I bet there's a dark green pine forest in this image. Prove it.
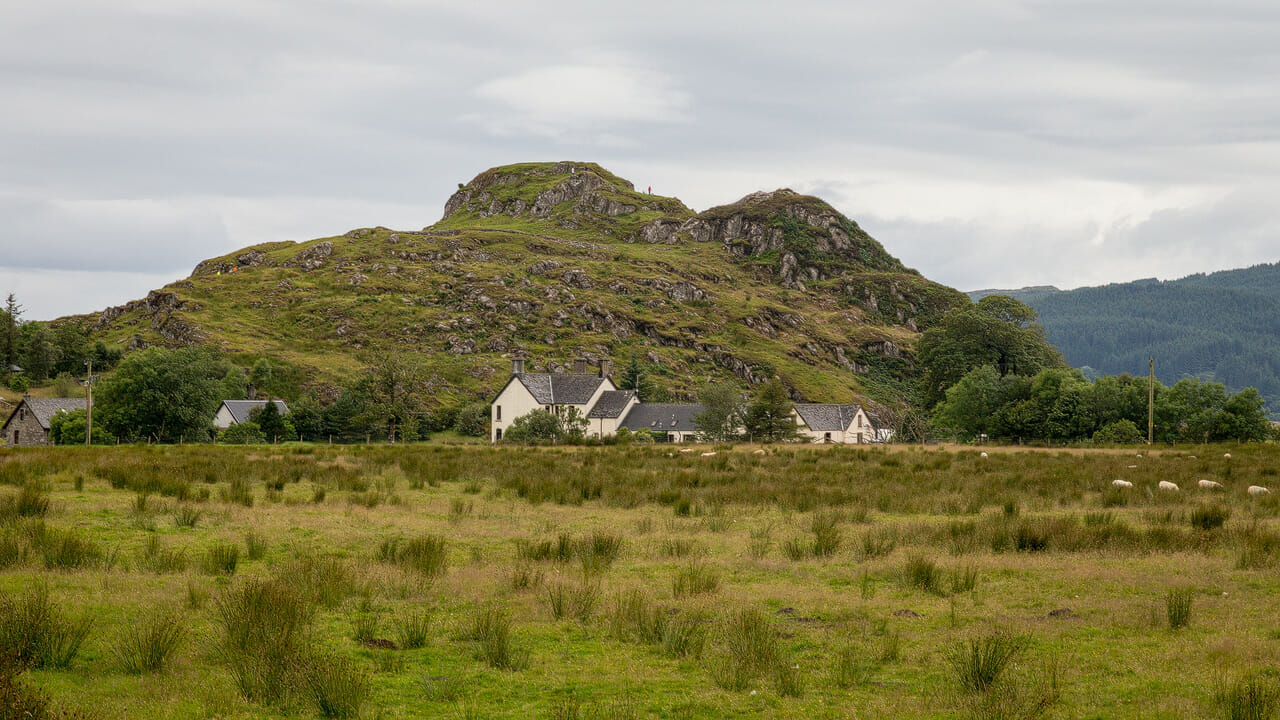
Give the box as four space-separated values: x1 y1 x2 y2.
973 262 1280 418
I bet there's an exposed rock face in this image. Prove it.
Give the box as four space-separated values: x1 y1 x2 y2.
443 164 643 223
286 241 334 271
561 269 594 289
528 259 563 276
92 290 205 346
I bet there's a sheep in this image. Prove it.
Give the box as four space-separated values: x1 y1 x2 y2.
1248 485 1271 496
678 448 694 454
752 449 766 455
1158 480 1180 492
700 451 717 457
980 452 989 458
1197 479 1223 491
1112 479 1133 489
1224 453 1232 459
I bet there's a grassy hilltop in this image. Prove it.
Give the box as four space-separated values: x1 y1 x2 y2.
76 162 965 409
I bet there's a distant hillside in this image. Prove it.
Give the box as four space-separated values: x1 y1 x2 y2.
995 264 1280 417
965 286 1061 304
70 162 967 414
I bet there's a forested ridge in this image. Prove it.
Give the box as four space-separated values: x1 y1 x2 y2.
975 263 1280 418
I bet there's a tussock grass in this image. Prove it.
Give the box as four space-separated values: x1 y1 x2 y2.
214 577 314 705
1214 674 1280 720
394 611 431 650
1166 587 1194 630
303 651 370 719
466 607 527 670
201 542 240 576
947 631 1026 693
379 534 448 577
672 562 719 598
0 585 93 670
112 609 186 673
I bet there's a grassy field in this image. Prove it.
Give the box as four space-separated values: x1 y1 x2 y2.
3 442 1280 719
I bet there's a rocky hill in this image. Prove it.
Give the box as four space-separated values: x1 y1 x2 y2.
75 162 968 413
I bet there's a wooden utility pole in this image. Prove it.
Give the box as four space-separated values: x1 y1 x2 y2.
85 359 93 446
1152 353 1162 443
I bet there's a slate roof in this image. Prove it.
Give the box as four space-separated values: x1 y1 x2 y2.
18 398 87 430
515 373 608 406
793 404 863 432
618 404 705 433
220 400 290 424
587 390 636 418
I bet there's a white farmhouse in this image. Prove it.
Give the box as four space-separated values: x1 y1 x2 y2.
616 403 704 443
793 403 884 444
490 359 618 442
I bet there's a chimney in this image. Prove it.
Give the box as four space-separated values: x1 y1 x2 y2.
512 358 525 375
574 358 587 374
599 359 612 378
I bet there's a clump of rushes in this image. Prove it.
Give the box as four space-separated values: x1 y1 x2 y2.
379 534 448 577
947 631 1026 693
112 608 186 673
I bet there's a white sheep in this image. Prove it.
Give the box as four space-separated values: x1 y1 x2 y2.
700 451 717 457
1158 480 1180 492
1248 485 1271 496
1112 479 1133 489
678 448 694 454
1224 453 1232 459
1197 479 1223 490
980 452 989 458
752 449 766 455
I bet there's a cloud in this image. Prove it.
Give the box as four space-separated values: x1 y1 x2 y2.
469 59 691 143
0 194 229 273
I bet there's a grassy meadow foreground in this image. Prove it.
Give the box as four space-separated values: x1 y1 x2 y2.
3 443 1280 719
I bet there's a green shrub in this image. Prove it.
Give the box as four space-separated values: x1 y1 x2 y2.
661 615 705 659
112 609 186 673
712 608 779 690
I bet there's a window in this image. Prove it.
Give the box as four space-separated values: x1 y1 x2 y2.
18 408 24 421
13 430 18 444
496 405 502 421
495 428 503 441
823 432 831 442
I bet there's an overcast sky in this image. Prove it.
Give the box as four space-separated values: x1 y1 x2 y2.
4 1 1280 320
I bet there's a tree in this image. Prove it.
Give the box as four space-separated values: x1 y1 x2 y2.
501 407 587 444
916 295 1065 407
49 409 114 445
249 359 274 399
617 354 662 402
15 322 57 381
742 379 797 442
1214 387 1269 442
2 293 21 370
352 352 429 443
249 401 293 443
453 404 490 437
932 365 1005 439
94 346 224 443
1093 419 1144 444
288 395 326 442
694 382 744 442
